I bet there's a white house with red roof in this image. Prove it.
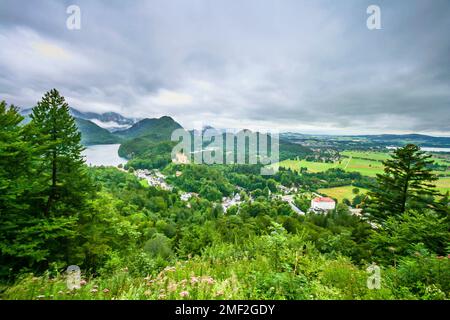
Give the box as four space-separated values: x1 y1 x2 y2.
311 197 336 211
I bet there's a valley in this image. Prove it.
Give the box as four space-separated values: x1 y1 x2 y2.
3 100 449 301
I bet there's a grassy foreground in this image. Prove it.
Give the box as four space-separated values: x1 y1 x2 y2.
3 233 449 300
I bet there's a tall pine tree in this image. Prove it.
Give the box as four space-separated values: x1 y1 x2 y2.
0 101 40 276
30 89 93 216
0 101 32 215
24 89 95 270
367 144 439 224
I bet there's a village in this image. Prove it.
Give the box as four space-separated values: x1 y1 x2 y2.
128 167 367 219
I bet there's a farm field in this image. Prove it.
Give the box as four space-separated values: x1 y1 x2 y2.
277 159 338 173
277 150 450 193
340 150 391 161
278 157 384 177
342 150 450 166
317 186 369 202
432 157 450 166
340 157 384 177
435 177 450 194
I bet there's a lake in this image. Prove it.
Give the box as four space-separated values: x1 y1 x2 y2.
82 144 128 167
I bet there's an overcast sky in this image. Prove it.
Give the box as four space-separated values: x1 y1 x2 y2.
0 0 449 135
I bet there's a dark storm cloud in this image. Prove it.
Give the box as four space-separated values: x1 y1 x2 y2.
0 0 449 134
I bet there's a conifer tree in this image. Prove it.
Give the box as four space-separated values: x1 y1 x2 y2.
0 101 32 215
30 89 93 216
367 144 439 223
0 101 38 275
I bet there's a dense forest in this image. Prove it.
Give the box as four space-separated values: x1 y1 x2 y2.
0 90 449 300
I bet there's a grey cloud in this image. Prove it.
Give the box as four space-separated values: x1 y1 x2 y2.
0 0 449 135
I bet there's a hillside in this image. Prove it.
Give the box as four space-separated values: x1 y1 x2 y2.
75 118 121 145
21 107 138 132
114 116 183 140
20 108 121 146
115 116 183 165
118 133 176 159
356 134 450 148
71 109 138 131
281 132 450 149
279 139 313 160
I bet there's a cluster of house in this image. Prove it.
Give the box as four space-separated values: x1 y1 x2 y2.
273 184 338 215
221 193 243 213
220 192 337 215
277 185 298 194
132 167 340 215
135 169 173 191
180 192 198 202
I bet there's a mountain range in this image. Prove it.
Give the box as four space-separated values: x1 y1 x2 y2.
19 107 450 158
21 107 139 131
281 132 450 148
19 107 184 156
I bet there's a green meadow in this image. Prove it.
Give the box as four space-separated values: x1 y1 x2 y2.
278 150 450 194
278 157 384 177
317 186 369 202
435 177 450 194
340 150 392 161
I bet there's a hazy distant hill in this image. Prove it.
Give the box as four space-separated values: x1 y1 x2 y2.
279 138 313 160
356 134 450 147
20 107 122 146
67 108 138 132
75 118 121 145
114 116 183 140
116 116 183 159
281 132 450 149
20 107 138 132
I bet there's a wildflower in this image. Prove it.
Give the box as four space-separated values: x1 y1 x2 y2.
448 254 450 259
80 279 87 286
180 291 189 298
93 285 99 289
168 283 177 292
158 294 166 299
57 291 65 295
190 276 199 285
122 267 129 272
144 290 152 296
36 295 45 299
32 277 40 282
215 290 224 297
437 256 444 260
202 276 214 285
103 288 110 293
164 266 176 272
90 289 98 293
